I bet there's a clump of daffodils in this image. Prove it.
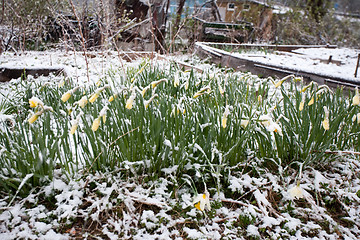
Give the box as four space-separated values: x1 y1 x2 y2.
61 86 80 102
353 87 360 106
28 97 53 124
288 181 304 199
193 86 211 98
322 106 330 130
89 85 110 103
193 191 211 211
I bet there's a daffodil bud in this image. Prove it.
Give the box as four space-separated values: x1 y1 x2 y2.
353 87 360 106
91 117 101 132
28 113 40 124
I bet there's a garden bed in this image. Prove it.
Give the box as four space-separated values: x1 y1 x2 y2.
0 51 359 239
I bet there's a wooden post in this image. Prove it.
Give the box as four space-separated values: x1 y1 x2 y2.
355 54 360 78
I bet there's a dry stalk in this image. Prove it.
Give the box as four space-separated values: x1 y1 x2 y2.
68 0 90 82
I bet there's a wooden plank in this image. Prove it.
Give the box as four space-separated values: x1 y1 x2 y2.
195 42 360 89
0 67 66 82
198 42 337 52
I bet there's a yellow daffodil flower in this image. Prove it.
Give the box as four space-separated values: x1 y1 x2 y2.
221 117 227 128
126 91 136 110
273 75 293 88
222 105 231 128
58 80 65 88
259 115 282 135
185 79 189 90
299 101 304 111
299 94 305 111
88 85 109 103
29 97 43 108
218 80 225 95
308 97 314 106
99 106 108 124
193 192 211 211
322 106 330 131
92 117 101 132
353 87 360 106
322 118 329 130
89 93 99 103
274 79 285 88
61 91 72 102
70 123 78 135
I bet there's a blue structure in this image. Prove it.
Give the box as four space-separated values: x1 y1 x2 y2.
169 0 207 17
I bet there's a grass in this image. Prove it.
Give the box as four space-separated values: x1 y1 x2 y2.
0 60 359 199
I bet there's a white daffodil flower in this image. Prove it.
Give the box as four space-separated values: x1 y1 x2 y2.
193 191 211 211
288 182 304 199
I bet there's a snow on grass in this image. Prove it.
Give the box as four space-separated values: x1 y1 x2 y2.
1 156 358 239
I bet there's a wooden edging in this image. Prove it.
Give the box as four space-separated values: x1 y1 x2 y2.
0 67 66 82
195 42 360 89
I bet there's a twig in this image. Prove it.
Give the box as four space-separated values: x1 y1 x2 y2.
68 0 90 82
355 54 360 78
313 150 360 156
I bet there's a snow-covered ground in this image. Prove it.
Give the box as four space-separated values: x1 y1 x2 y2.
0 51 360 239
197 43 360 82
235 47 360 81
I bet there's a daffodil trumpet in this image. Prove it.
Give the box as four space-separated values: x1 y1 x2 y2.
61 86 80 103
